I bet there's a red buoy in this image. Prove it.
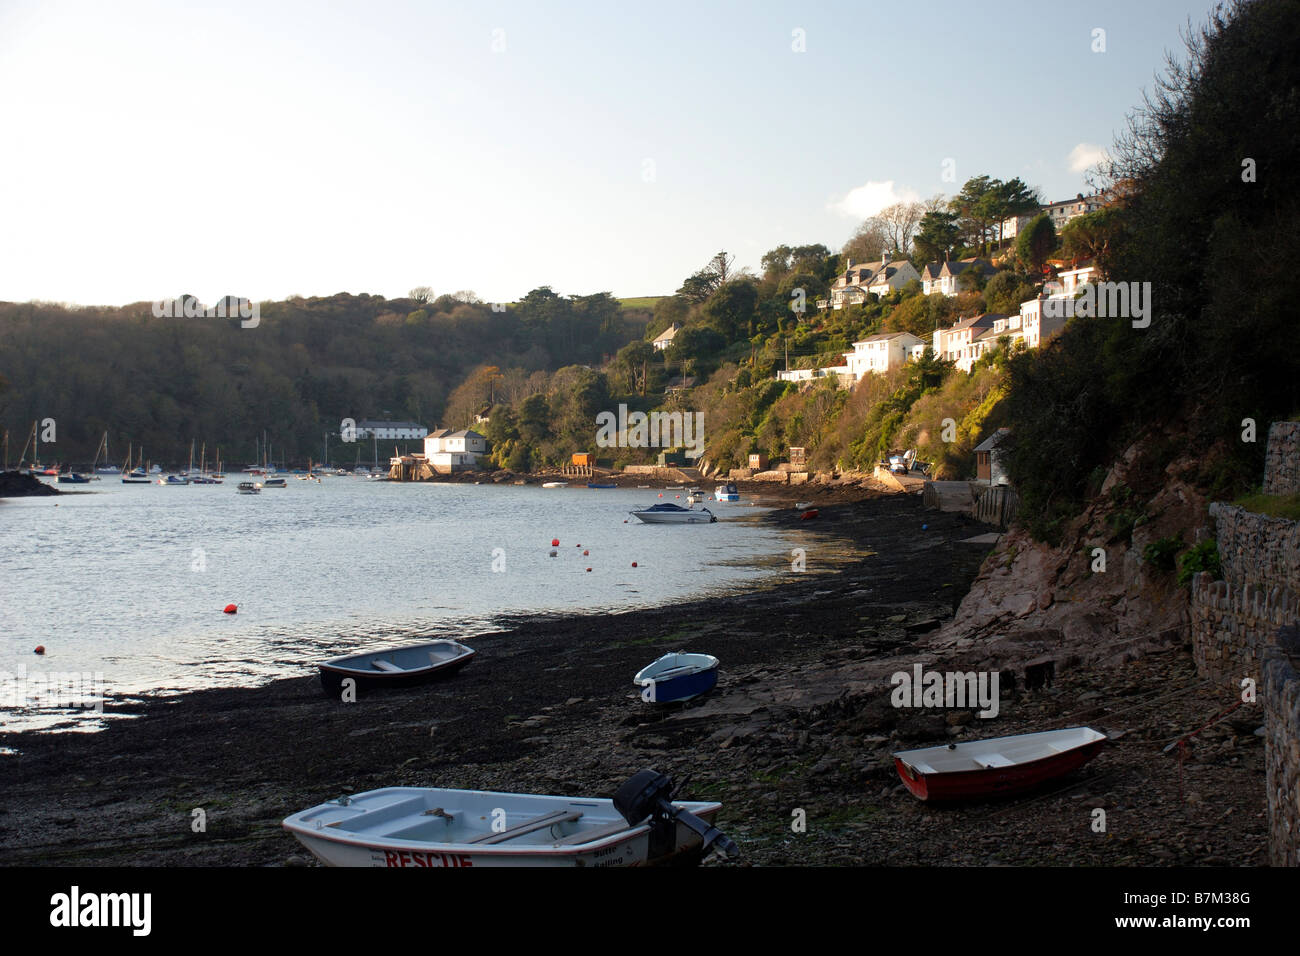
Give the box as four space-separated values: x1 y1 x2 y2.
583 550 589 556
34 645 45 655
551 538 560 547
631 562 638 568
585 567 592 572
224 604 238 614
800 509 819 520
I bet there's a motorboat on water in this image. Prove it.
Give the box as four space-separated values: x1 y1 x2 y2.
714 482 740 502
629 502 716 524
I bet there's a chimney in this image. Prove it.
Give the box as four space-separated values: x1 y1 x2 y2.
881 248 891 265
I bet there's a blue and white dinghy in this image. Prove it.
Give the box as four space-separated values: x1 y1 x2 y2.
634 652 719 703
282 770 737 867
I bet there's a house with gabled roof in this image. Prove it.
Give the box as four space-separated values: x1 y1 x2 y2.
934 313 1002 371
829 251 920 309
652 323 681 351
919 258 997 297
424 428 487 473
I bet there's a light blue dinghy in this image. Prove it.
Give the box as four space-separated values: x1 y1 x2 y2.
634 652 719 704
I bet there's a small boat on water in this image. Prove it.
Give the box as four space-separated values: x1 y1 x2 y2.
263 477 287 489
629 502 716 524
587 482 616 489
318 639 475 696
714 482 740 502
237 481 261 494
282 769 735 868
893 726 1108 803
634 652 720 703
57 471 90 484
542 481 568 488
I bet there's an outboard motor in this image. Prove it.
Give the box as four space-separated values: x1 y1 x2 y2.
613 769 739 861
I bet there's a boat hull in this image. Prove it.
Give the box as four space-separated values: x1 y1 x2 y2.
893 729 1106 802
318 641 474 696
634 653 720 703
283 787 721 868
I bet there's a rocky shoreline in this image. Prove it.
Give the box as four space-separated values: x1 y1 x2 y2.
0 492 1267 866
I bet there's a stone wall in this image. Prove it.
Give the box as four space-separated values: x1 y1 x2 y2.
1190 422 1300 866
1264 626 1300 866
1264 421 1300 495
1190 571 1299 679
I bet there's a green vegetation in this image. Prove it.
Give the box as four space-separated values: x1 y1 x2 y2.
1233 492 1300 521
1142 536 1183 573
1177 539 1222 586
1002 1 1300 541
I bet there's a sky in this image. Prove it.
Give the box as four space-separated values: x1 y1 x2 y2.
0 0 1220 306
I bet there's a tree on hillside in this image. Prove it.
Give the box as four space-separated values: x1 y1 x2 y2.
983 270 1039 314
1059 207 1122 264
676 251 736 303
409 286 435 303
876 201 926 256
989 179 1042 246
913 210 961 264
952 175 999 253
1005 0 1300 539
701 280 758 341
1015 214 1057 277
841 219 892 264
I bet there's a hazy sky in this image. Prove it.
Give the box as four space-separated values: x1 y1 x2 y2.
0 0 1217 306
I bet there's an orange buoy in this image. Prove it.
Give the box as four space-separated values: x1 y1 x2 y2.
657 493 663 498
34 645 45 655
583 550 589 556
585 567 592 572
223 604 238 614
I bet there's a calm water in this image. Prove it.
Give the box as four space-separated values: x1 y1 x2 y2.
0 478 802 733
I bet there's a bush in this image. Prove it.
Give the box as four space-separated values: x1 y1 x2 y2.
1142 536 1183 573
1177 539 1221 586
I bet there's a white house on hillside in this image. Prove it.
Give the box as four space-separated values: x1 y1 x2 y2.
934 313 1000 371
843 331 925 378
919 258 997 297
828 251 920 309
652 323 681 351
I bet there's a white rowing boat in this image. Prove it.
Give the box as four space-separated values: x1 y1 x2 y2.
283 770 735 867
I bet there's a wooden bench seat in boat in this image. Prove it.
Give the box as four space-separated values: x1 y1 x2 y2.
467 809 584 845
371 660 402 673
974 753 1015 769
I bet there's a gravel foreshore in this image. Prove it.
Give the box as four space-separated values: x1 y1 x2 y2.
0 492 1267 866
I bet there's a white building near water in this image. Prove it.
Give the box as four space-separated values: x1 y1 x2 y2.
424 428 488 473
355 419 428 440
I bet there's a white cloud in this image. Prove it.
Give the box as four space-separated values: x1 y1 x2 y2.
1067 143 1109 174
828 180 920 219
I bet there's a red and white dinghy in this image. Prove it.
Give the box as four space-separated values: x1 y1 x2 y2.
893 726 1107 802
